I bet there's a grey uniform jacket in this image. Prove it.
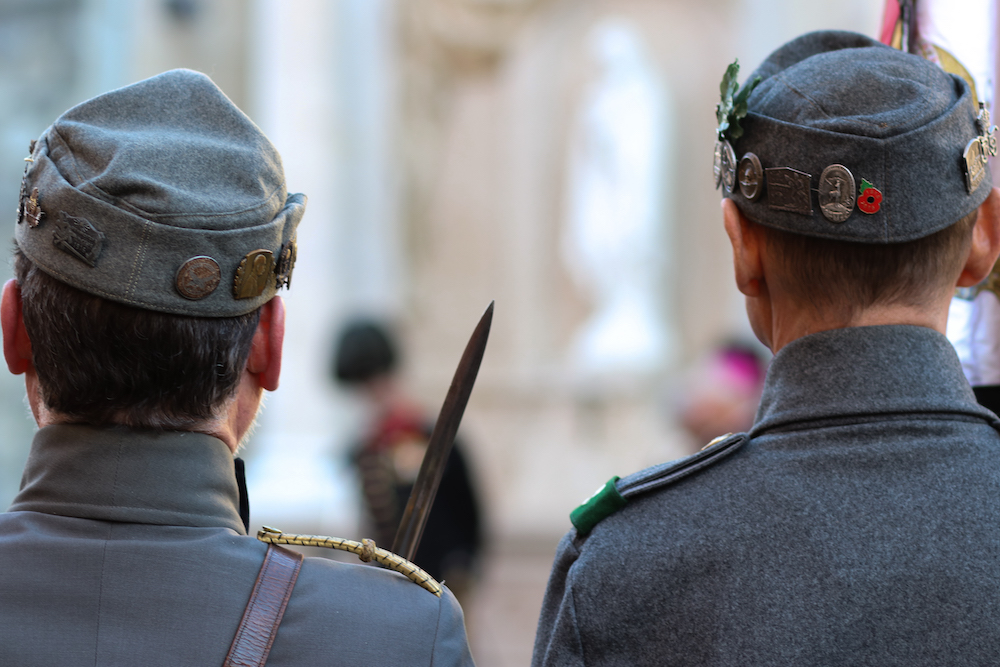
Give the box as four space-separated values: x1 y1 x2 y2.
533 325 1000 666
0 425 475 666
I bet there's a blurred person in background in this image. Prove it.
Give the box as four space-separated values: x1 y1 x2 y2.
334 319 483 603
0 70 474 665
533 31 1000 665
674 340 768 453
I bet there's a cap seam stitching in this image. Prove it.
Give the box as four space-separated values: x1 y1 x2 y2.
764 79 944 134
47 127 87 189
881 146 889 241
744 111 945 141
77 180 286 223
773 76 834 121
29 178 294 236
125 221 153 299
42 125 286 223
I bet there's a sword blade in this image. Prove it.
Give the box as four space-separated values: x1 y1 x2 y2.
391 301 494 561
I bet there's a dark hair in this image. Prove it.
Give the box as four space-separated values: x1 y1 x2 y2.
759 209 979 315
333 320 398 385
15 250 261 429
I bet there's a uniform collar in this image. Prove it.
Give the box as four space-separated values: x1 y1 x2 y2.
752 324 1000 436
9 424 246 535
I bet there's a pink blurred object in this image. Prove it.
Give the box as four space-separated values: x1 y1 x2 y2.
880 0 901 45
676 344 768 452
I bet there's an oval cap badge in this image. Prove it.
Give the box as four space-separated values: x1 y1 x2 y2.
234 249 275 299
818 164 856 223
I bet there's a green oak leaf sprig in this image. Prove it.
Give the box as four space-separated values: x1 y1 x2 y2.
716 60 761 142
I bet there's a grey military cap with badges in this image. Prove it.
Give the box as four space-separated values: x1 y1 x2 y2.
15 68 303 317
571 30 1000 537
714 30 996 242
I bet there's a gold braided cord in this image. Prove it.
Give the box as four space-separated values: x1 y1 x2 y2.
256 527 442 597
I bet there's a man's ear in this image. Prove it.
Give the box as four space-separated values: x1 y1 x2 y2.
722 198 766 297
246 296 285 392
957 187 1000 288
1 279 32 376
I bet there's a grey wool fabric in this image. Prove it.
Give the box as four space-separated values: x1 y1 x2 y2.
533 325 1000 666
0 426 474 666
16 69 304 316
534 30 1000 666
725 31 991 242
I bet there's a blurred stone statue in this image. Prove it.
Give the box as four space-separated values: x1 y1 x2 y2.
562 19 674 378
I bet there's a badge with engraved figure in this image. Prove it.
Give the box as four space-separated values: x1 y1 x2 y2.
275 238 297 290
24 188 43 228
16 179 26 225
714 141 737 192
16 141 35 225
234 249 275 299
713 141 725 189
738 153 763 201
964 102 998 194
53 211 104 267
765 167 812 216
175 256 221 300
817 164 856 223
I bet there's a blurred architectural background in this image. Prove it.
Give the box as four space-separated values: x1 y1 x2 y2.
0 1 882 663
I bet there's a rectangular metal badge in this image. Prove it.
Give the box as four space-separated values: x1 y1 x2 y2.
766 167 813 215
53 212 104 267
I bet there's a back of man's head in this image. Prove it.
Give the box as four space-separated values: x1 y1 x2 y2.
333 320 399 387
13 70 304 428
715 31 993 316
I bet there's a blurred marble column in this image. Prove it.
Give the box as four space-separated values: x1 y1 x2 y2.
0 0 141 508
243 0 348 535
243 0 406 537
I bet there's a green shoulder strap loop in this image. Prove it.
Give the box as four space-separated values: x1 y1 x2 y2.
570 476 626 535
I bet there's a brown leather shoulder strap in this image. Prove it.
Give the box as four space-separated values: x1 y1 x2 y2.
224 543 304 667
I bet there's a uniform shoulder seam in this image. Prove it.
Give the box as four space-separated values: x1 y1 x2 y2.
569 433 748 536
618 432 748 498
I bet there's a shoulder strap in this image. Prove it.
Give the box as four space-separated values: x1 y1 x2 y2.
223 544 304 667
617 432 747 498
570 433 748 535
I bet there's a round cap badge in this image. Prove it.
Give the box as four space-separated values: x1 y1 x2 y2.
175 256 221 300
738 153 763 201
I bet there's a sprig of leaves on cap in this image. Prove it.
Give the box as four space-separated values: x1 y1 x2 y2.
716 60 761 142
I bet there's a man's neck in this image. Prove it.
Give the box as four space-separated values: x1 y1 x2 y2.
27 368 261 454
762 297 951 353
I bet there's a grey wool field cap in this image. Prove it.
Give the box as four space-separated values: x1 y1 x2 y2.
715 30 993 243
15 68 304 317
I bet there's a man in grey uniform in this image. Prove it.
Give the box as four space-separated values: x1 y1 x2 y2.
533 31 1000 666
0 70 474 666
